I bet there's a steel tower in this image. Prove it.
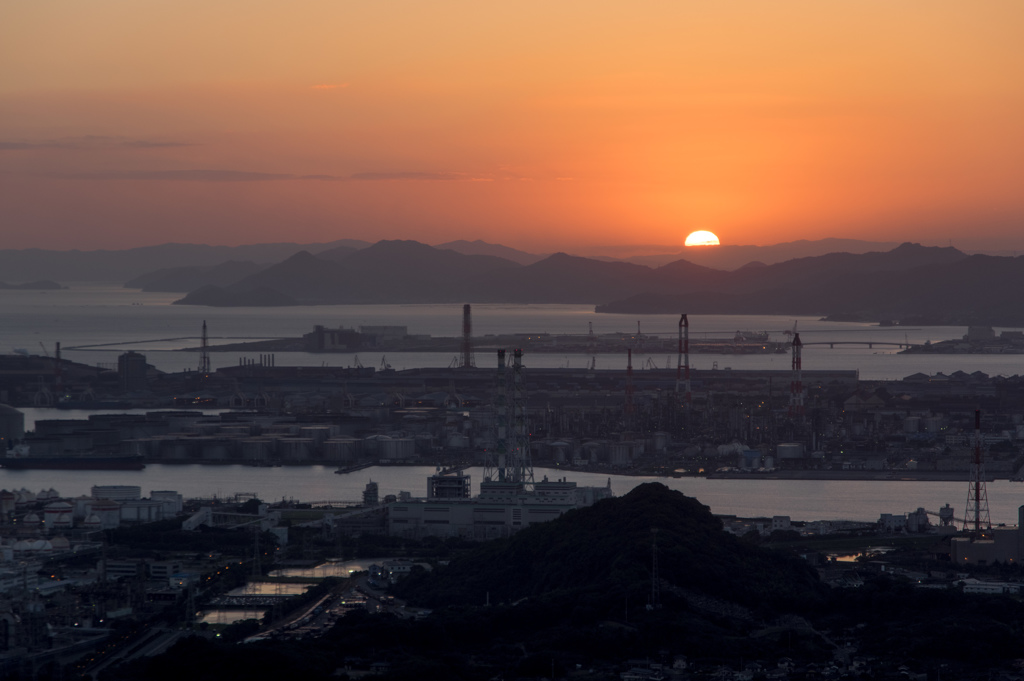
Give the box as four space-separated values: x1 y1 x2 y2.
508 349 533 487
676 314 691 409
199 320 211 375
484 349 509 483
483 349 533 488
460 304 475 369
964 409 991 534
788 333 804 419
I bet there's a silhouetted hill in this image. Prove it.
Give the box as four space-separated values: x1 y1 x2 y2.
599 243 979 319
467 252 657 303
0 240 371 282
436 239 545 265
398 483 824 614
177 240 522 305
166 240 1024 324
0 280 64 290
593 237 903 269
825 253 1024 324
331 240 521 303
219 250 346 304
101 483 1024 679
313 245 360 262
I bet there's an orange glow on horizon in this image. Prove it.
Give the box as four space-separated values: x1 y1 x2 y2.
2 2 1024 251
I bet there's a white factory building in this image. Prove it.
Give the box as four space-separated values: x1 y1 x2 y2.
387 471 613 540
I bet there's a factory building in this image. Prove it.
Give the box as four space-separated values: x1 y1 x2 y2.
117 351 148 392
950 506 1024 565
388 473 613 540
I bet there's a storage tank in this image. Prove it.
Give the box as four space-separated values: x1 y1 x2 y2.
445 433 470 450
241 437 277 462
161 440 194 461
550 442 572 463
198 438 231 461
44 501 73 528
776 443 805 460
89 500 121 529
324 438 361 463
380 438 415 460
608 442 633 467
279 438 313 462
741 450 762 469
299 426 333 445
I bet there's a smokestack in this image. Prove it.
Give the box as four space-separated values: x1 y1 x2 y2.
677 314 691 408
625 348 635 418
460 304 475 368
789 333 803 419
199 320 211 375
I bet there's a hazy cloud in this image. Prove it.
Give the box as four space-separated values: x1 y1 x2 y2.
0 136 194 151
351 171 467 181
49 169 511 182
0 141 73 150
120 140 196 148
52 169 296 182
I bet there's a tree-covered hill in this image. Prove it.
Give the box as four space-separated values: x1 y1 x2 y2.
397 483 827 617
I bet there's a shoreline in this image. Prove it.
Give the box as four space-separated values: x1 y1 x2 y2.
702 469 995 482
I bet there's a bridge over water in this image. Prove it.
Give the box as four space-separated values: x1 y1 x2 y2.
803 341 913 350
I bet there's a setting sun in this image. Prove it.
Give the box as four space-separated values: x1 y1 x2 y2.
684 231 721 247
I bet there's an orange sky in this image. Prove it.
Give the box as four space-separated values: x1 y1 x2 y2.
2 1 1023 252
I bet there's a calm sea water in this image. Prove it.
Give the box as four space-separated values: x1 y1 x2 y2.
2 464 1020 524
3 285 1024 380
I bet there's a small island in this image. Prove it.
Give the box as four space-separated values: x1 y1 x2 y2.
0 280 65 290
900 325 1024 354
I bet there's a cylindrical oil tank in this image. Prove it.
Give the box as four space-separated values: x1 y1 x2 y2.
380 438 415 460
608 443 632 466
220 425 254 438
241 437 277 461
324 438 361 462
776 442 805 460
161 440 194 461
299 426 333 445
198 438 230 461
279 438 313 462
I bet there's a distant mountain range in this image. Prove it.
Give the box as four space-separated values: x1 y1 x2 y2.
0 239 372 282
7 236 1024 324
0 236 907 283
167 239 1024 325
589 237 902 269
